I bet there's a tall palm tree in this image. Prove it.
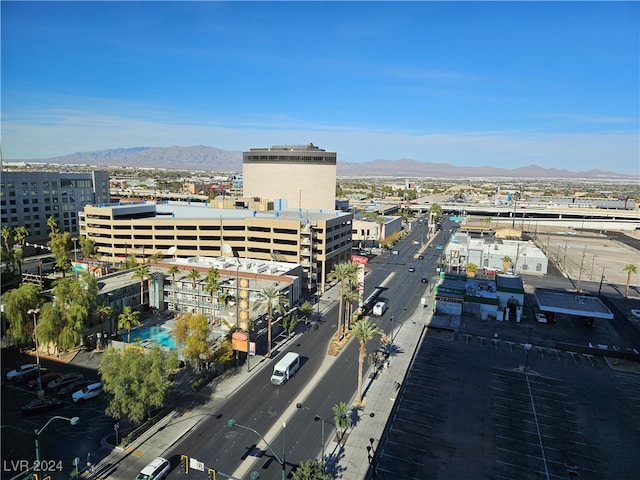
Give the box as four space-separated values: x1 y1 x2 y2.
298 300 314 325
217 290 234 326
623 264 637 298
47 216 58 235
352 318 383 406
204 267 220 326
185 269 201 312
2 225 12 252
95 303 113 339
168 265 180 310
13 226 29 248
255 286 289 358
328 261 359 339
118 306 141 343
132 264 151 307
342 286 359 334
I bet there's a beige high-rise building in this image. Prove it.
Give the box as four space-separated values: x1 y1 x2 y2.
242 143 336 211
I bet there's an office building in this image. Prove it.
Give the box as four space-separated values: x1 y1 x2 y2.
1 170 110 242
242 143 337 211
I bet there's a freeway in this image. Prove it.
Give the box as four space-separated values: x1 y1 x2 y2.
159 217 455 480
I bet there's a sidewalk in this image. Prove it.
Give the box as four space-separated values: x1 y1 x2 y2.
328 297 431 480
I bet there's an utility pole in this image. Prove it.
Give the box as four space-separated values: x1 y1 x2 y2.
576 245 587 293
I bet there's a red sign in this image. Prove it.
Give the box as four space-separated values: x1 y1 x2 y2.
351 255 369 265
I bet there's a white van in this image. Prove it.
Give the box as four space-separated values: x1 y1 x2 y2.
372 301 387 316
135 457 170 480
270 352 300 385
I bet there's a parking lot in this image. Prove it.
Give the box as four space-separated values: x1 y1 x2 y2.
373 299 640 480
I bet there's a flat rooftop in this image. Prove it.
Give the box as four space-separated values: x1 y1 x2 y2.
534 289 614 319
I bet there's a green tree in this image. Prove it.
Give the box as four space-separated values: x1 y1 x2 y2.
298 300 315 325
292 459 329 480
328 261 359 340
11 246 24 277
2 282 41 346
352 318 383 406
132 264 151 307
428 203 443 223
168 265 180 310
342 286 359 333
37 273 98 352
49 231 72 277
172 313 208 369
217 290 234 326
118 306 141 343
204 267 220 326
332 401 352 443
100 344 179 423
281 312 298 338
623 264 637 298
79 235 97 259
185 269 201 312
255 286 289 358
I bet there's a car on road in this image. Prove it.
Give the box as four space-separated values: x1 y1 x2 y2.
436 245 444 250
6 364 47 382
408 266 416 272
418 254 424 260
72 382 103 402
631 309 640 319
48 372 83 392
21 396 63 416
421 277 429 284
135 456 170 480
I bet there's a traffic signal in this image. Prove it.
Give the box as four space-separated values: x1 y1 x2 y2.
207 469 216 480
180 455 189 474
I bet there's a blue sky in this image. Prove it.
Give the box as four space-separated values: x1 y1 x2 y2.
2 1 639 174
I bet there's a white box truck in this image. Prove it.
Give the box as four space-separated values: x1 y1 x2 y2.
270 352 300 385
372 301 387 316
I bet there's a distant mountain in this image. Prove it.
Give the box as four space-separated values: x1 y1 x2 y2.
8 146 634 179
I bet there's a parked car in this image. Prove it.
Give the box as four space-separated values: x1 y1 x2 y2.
6 364 47 383
57 379 95 396
72 382 103 402
135 457 170 480
21 396 63 416
48 372 83 391
28 372 62 390
535 313 548 323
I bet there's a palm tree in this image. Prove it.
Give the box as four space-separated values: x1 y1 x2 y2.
168 265 180 310
217 290 234 326
255 286 289 358
13 226 29 247
132 264 151 307
352 318 383 406
204 267 220 326
299 300 315 325
328 261 359 339
502 256 512 274
47 216 58 235
95 303 113 339
2 225 12 252
185 269 201 312
342 286 360 334
465 262 478 278
623 264 637 298
118 306 141 343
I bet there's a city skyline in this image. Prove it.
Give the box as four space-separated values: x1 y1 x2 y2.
2 1 638 174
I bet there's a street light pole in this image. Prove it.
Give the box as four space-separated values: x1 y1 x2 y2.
35 416 80 462
227 419 286 480
27 308 42 395
296 403 329 464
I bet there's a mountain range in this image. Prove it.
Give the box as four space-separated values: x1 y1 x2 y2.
8 145 634 179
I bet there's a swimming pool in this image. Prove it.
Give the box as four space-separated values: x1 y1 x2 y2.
131 324 177 350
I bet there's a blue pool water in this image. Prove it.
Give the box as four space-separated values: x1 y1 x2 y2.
131 325 177 350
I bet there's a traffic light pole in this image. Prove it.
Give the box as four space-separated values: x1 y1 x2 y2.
180 455 259 480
